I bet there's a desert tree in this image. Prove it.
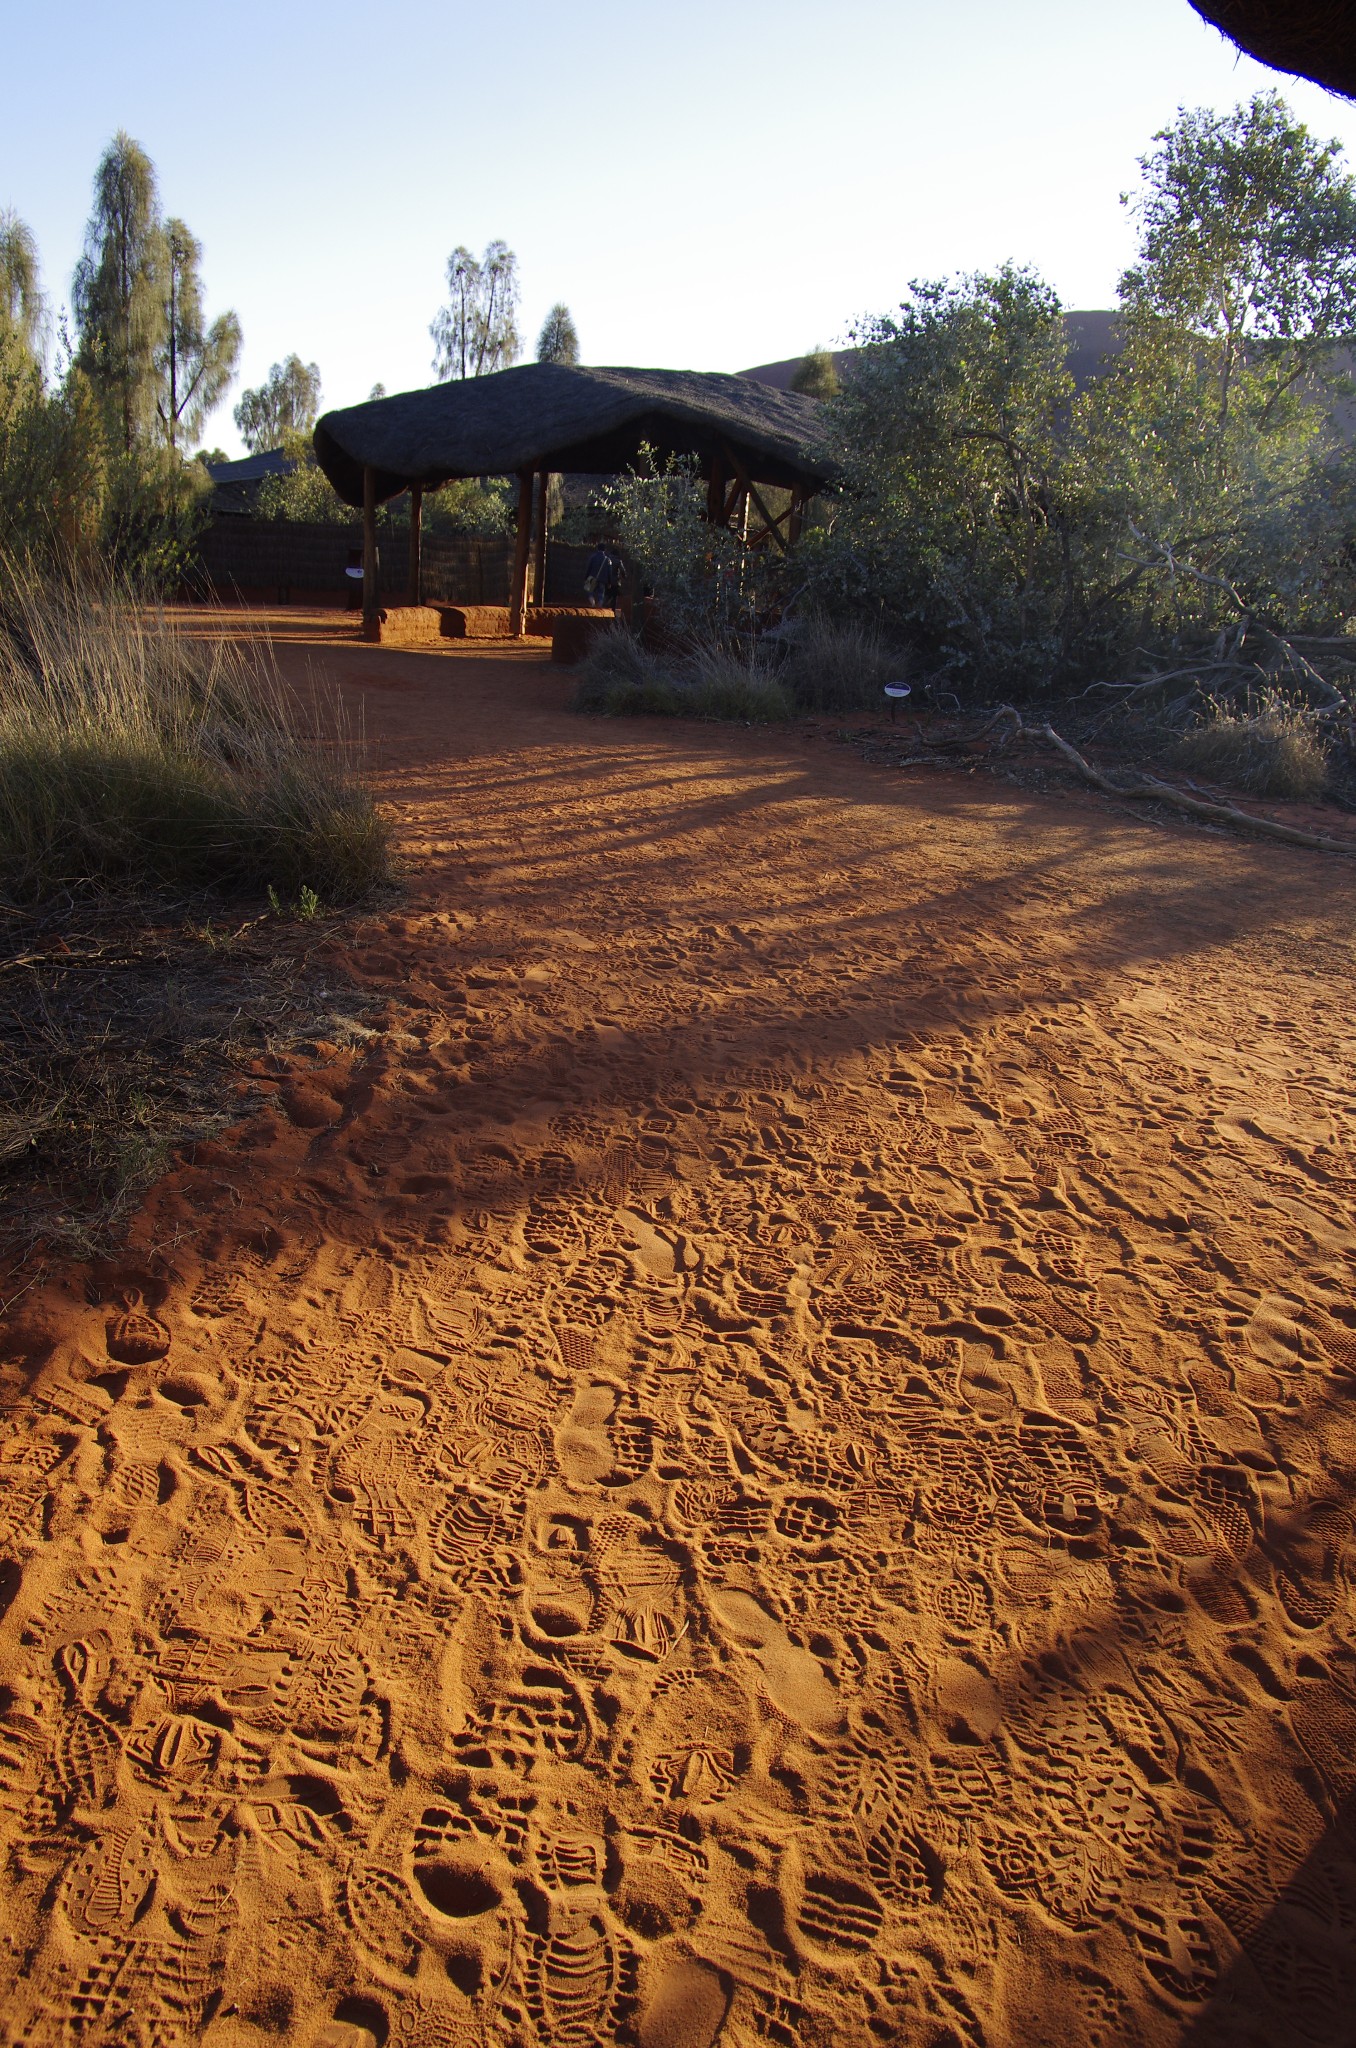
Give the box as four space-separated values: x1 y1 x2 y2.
536 303 579 365
1120 91 1356 442
233 354 323 451
431 240 521 380
72 132 166 453
791 348 839 400
0 210 46 367
156 218 242 450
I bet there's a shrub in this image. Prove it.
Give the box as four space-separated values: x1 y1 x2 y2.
1169 701 1330 800
0 564 391 904
571 624 792 722
777 613 907 713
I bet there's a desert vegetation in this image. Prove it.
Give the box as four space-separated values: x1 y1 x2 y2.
581 94 1356 805
0 564 389 907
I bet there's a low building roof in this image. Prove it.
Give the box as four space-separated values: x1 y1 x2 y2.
313 362 831 507
203 446 297 516
1189 1 1356 99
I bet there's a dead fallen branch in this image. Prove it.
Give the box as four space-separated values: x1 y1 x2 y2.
1026 718 1356 855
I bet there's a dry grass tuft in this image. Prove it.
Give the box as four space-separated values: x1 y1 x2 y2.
572 614 911 724
0 565 391 906
572 625 792 722
1169 700 1330 802
777 613 908 714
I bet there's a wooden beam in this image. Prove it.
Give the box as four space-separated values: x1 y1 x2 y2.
362 465 378 630
408 484 423 605
509 469 533 637
706 453 725 524
533 469 550 609
746 482 790 552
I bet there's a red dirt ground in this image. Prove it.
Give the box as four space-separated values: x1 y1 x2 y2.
3 622 1356 2048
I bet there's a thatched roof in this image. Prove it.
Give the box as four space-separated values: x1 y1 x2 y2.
312 363 831 507
1190 2 1356 99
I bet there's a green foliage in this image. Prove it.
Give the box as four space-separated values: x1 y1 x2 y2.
808 95 1356 693
572 626 793 722
778 613 905 712
100 442 212 588
590 446 783 639
0 339 108 565
157 218 242 451
431 242 521 381
0 561 391 904
234 355 322 452
791 348 838 400
810 265 1090 692
0 209 46 365
537 303 580 365
72 133 166 455
252 451 512 536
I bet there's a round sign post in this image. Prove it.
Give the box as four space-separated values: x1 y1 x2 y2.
883 683 911 725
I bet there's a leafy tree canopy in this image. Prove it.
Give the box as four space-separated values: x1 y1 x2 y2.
537 303 580 366
431 241 521 381
791 348 838 401
234 355 322 452
0 210 46 366
157 218 242 451
73 132 165 453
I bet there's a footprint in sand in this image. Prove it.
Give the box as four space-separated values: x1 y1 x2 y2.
637 1954 730 2048
708 1587 843 1735
557 1384 618 1486
105 1289 170 1365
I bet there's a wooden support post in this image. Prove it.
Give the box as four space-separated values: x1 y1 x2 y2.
788 486 806 546
533 470 550 611
706 453 725 525
362 465 378 631
408 484 423 605
509 469 533 637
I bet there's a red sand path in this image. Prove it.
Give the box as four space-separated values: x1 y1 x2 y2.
3 629 1356 2048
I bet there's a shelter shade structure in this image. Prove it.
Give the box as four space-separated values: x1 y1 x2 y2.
1189 0 1356 99
315 362 831 638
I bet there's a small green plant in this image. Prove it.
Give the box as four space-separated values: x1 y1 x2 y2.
298 884 321 920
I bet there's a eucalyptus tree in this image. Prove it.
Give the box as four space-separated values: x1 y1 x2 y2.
1120 91 1356 442
536 303 579 365
0 210 46 366
431 241 521 380
72 132 166 452
233 355 323 451
156 218 242 450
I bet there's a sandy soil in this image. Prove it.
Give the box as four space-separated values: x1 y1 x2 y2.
3 625 1356 2048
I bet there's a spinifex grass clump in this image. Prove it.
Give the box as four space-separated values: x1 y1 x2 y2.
1169 699 1330 801
571 625 793 723
778 614 905 714
0 566 390 903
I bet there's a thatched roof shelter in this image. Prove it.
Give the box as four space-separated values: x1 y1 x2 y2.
314 363 829 504
1189 2 1356 99
314 363 830 636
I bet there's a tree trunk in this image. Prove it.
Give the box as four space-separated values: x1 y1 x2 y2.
408 484 423 606
509 470 533 637
363 465 379 632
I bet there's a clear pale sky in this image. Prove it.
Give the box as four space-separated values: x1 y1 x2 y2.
8 0 1356 454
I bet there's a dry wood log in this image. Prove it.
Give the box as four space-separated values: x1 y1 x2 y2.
1029 722 1356 855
